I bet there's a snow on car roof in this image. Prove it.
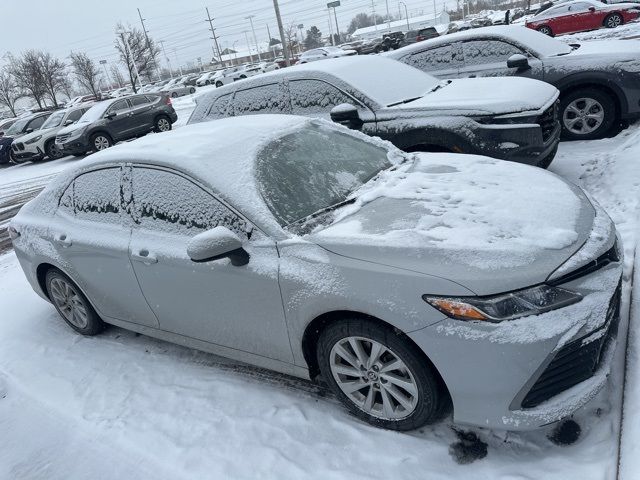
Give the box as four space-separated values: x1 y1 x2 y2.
37 115 315 235
387 25 572 58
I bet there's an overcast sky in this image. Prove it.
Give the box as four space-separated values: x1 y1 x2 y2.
1 0 449 72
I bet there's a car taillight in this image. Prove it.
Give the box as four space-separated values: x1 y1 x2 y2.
8 225 20 240
416 35 424 41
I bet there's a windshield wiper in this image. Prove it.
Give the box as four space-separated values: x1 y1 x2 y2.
387 96 422 107
287 197 357 229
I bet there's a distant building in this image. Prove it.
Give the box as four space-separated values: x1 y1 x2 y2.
352 11 451 40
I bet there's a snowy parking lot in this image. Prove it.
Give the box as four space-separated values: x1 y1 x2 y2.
2 27 640 480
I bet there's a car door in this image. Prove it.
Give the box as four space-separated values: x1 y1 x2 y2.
104 99 133 140
567 2 603 31
458 39 544 79
127 166 294 362
53 166 159 327
545 4 573 34
399 43 464 78
128 95 155 134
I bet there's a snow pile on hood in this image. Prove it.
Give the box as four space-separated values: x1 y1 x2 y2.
315 154 584 268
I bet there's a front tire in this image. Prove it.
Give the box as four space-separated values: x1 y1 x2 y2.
154 115 172 133
171 92 178 98
604 13 623 28
560 88 616 140
45 268 105 336
45 139 62 160
90 133 112 152
317 318 444 431
215 81 223 88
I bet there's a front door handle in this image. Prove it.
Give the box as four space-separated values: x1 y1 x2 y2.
131 249 158 264
54 233 72 247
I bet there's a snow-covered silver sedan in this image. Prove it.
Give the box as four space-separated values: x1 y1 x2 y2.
10 115 622 431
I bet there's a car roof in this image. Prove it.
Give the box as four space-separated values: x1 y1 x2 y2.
44 115 316 235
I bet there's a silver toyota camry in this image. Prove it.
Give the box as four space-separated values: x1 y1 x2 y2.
10 115 622 431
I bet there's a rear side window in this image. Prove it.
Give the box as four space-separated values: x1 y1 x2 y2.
233 84 290 116
66 109 84 123
62 167 123 224
288 80 355 115
131 167 248 237
203 93 233 120
107 99 129 114
404 44 463 73
130 96 149 106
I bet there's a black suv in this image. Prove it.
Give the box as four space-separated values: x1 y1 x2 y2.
55 94 178 156
188 56 561 168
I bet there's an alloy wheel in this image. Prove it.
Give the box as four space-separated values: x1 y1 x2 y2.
606 14 622 27
49 277 89 329
46 142 60 159
329 336 419 420
157 118 171 132
562 97 605 135
94 135 110 151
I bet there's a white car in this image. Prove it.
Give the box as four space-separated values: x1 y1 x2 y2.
196 70 221 87
298 46 357 63
10 105 91 163
111 87 134 98
212 66 250 87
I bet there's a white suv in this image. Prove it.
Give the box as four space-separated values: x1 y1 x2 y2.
11 105 90 163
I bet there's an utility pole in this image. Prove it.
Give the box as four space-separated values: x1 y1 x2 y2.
333 7 341 44
433 0 438 24
272 0 291 66
159 40 174 79
99 60 111 90
246 15 262 62
243 31 255 62
328 8 335 45
297 24 304 53
172 48 183 76
372 0 378 31
205 7 225 68
385 0 391 31
137 8 161 81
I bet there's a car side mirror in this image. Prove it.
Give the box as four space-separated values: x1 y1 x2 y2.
25 128 34 134
588 6 596 11
187 226 250 266
330 103 364 130
106 112 116 120
63 119 74 126
507 53 530 70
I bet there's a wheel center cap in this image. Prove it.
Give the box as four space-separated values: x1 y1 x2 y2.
367 371 378 381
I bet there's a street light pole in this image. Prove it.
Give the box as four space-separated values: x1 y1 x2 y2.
99 60 111 90
159 41 173 79
332 7 341 44
243 31 255 62
246 15 262 62
399 2 410 30
433 0 438 24
385 0 391 31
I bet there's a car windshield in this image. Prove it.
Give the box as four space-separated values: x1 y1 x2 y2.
335 58 440 106
76 101 112 124
41 111 66 129
256 123 392 227
4 116 30 135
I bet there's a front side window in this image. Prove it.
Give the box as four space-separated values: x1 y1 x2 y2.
131 167 248 237
233 84 290 116
66 109 84 124
256 124 392 226
106 99 129 115
288 79 355 115
72 167 123 224
462 40 524 66
204 93 233 120
28 115 48 131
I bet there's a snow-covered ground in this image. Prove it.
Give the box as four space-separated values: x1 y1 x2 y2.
2 34 640 478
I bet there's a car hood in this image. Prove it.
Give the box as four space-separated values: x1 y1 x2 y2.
57 123 87 136
386 77 558 116
19 127 56 143
308 153 595 296
562 39 640 60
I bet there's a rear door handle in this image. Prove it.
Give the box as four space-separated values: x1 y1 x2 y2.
54 233 72 247
131 249 158 264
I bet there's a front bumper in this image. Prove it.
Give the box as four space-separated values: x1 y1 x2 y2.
11 143 44 162
56 134 90 156
409 260 623 431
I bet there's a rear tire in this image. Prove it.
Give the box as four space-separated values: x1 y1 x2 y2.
215 81 223 87
189 87 195 94
153 115 172 133
604 13 623 28
537 25 553 36
317 318 444 431
560 88 616 140
45 268 106 336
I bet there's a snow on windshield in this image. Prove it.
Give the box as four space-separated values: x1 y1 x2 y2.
316 57 440 106
5 117 30 135
77 100 112 124
41 111 65 129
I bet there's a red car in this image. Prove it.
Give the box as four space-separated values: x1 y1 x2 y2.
526 0 640 36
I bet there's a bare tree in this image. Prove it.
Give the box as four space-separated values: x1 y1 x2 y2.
8 51 47 109
38 51 66 107
69 52 101 97
114 23 160 93
59 75 76 101
110 64 125 88
284 23 300 53
0 67 23 117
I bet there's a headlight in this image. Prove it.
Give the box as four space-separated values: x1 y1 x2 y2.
475 115 538 125
24 135 42 145
423 284 582 323
68 127 87 139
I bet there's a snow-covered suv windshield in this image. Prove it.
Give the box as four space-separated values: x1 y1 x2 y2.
4 116 30 136
257 124 392 226
41 111 65 129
